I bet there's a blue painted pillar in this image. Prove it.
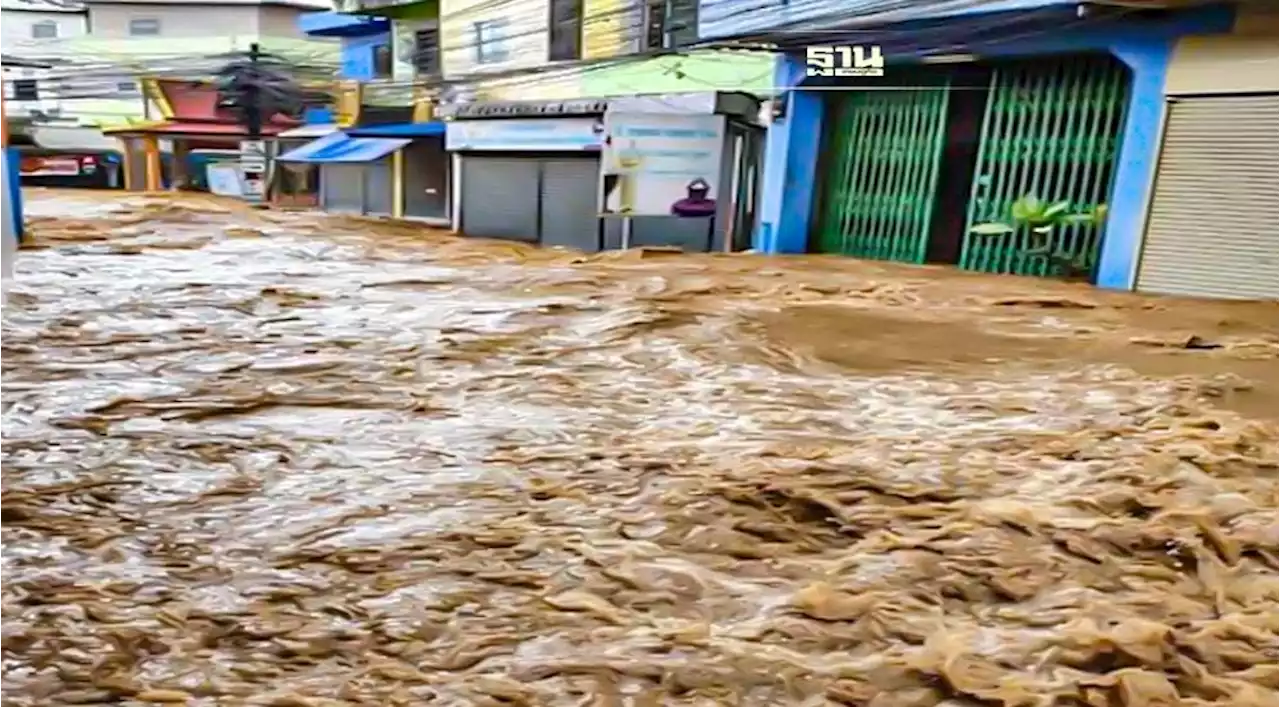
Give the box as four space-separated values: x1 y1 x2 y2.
755 53 823 253
4 147 22 242
1095 38 1175 290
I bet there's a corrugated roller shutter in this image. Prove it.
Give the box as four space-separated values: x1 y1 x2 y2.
538 158 602 252
363 159 394 216
1137 94 1278 300
321 164 364 214
460 157 539 242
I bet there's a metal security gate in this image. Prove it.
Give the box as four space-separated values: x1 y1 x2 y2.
459 156 539 242
364 159 394 216
1136 94 1279 300
814 86 950 262
403 139 450 221
320 164 364 214
961 56 1130 277
539 158 602 251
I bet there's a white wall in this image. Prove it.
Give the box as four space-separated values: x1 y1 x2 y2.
0 7 89 44
84 3 316 39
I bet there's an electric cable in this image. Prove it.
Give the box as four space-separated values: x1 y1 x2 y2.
2 0 1212 111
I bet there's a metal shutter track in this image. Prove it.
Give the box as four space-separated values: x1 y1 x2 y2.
1137 94 1278 300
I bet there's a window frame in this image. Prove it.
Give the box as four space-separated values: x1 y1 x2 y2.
473 19 511 65
547 0 583 62
412 26 441 78
31 20 60 39
13 79 40 101
128 17 162 37
642 0 699 51
372 42 393 78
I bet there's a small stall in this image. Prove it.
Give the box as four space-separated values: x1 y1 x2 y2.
441 93 764 253
345 121 449 224
105 79 297 193
276 131 408 216
271 123 338 207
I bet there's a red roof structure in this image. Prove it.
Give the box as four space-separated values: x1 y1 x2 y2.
106 78 299 142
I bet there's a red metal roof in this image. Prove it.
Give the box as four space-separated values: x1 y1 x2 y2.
154 79 298 127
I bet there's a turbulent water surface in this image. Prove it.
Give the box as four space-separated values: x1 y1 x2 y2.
2 191 1278 706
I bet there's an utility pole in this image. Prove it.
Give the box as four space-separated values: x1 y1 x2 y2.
245 42 263 139
239 42 266 203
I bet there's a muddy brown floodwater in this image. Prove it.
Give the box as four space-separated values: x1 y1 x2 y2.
2 190 1277 707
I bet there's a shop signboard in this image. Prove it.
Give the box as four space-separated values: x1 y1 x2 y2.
444 117 603 152
598 112 725 218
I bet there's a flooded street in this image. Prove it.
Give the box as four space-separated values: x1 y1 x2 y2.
3 191 1277 706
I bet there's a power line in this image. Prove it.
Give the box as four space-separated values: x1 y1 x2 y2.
2 0 1196 115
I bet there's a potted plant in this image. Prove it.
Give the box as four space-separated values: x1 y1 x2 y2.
969 195 1108 278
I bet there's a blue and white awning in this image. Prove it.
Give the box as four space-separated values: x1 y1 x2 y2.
277 133 410 164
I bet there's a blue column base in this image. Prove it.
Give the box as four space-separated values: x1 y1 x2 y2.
754 54 823 254
1094 39 1173 290
5 147 23 243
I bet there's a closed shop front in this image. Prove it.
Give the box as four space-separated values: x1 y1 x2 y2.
539 158 604 251
320 164 366 214
456 154 604 250
362 158 394 216
445 95 764 253
1135 21 1278 300
450 116 607 248
459 156 540 242
1135 95 1277 299
279 133 409 217
344 123 451 223
814 56 1130 281
402 138 450 222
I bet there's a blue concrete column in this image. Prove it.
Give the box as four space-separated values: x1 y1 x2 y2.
755 54 823 253
4 147 23 243
1094 38 1175 290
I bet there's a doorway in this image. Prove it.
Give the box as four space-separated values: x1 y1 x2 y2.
925 65 992 264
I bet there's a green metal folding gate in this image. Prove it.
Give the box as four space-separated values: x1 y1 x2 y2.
960 57 1130 276
814 85 950 262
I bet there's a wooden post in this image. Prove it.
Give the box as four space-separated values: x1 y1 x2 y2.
391 148 405 218
171 140 190 190
143 135 162 192
120 139 134 191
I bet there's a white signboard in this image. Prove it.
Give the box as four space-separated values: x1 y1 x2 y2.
599 112 725 218
239 139 267 202
239 139 267 170
206 164 245 197
445 118 602 152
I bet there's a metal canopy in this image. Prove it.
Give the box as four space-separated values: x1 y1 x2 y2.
277 133 410 163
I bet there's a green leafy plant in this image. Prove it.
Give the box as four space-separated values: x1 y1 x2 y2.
970 195 1108 277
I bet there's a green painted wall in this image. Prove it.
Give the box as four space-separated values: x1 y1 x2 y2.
579 51 776 98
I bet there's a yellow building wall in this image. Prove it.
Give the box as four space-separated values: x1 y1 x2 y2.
1165 8 1279 96
432 0 769 102
439 0 579 100
582 0 637 59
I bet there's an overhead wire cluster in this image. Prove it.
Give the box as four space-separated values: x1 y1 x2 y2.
1 0 1195 104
